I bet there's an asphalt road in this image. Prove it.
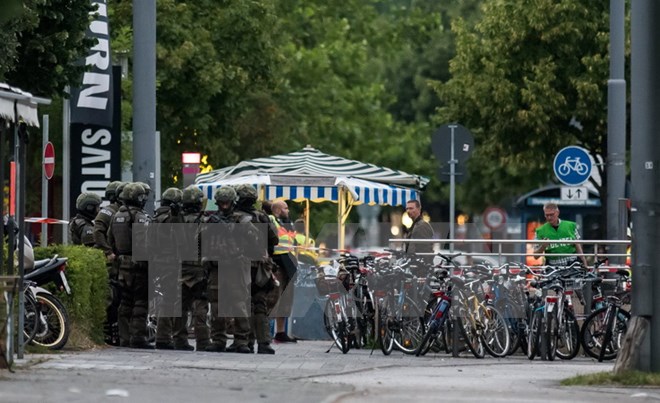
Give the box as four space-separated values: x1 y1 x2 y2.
0 341 658 403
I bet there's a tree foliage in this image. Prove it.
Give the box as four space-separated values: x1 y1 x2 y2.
0 0 95 97
434 0 613 212
110 0 283 184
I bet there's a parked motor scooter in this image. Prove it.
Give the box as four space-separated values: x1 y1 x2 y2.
4 216 71 349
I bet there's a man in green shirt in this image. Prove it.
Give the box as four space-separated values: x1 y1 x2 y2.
533 203 588 267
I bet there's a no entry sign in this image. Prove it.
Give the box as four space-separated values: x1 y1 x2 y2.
43 141 55 180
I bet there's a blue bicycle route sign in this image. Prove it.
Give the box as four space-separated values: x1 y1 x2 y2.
553 146 592 186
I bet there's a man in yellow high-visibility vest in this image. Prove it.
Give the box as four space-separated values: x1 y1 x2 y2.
269 200 298 343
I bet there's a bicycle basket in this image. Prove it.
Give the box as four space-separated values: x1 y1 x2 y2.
562 278 585 292
315 276 344 296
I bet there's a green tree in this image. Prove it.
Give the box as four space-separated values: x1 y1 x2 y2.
0 0 95 97
434 0 613 212
110 0 283 185
272 0 404 165
381 0 482 123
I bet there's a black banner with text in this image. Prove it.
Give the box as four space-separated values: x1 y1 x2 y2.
69 0 120 214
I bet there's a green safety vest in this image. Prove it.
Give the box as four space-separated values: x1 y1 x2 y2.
535 220 579 258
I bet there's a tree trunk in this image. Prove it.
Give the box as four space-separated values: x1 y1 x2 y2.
613 316 650 374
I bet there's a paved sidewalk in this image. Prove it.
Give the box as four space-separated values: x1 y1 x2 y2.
0 341 657 403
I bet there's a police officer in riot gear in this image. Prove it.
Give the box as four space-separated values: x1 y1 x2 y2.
108 182 153 349
152 187 189 350
204 186 253 353
70 192 102 246
163 185 211 351
94 181 124 345
137 181 152 209
233 184 279 355
94 181 124 262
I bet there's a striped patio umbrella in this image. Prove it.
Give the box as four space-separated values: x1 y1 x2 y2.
195 146 429 189
195 147 430 249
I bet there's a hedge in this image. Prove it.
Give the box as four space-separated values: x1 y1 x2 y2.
34 245 107 347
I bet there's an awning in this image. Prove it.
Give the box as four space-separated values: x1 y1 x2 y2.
198 175 417 207
195 147 428 249
196 146 429 190
0 83 50 127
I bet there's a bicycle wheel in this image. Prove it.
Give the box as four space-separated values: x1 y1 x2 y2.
339 322 350 354
377 297 394 355
443 316 459 355
393 297 425 355
22 290 40 344
481 305 510 358
543 311 557 361
556 309 580 360
458 307 485 359
527 309 542 360
580 306 630 361
356 294 376 348
323 299 346 352
497 300 524 356
30 293 70 350
415 298 440 357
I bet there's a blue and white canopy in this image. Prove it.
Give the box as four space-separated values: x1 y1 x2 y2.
195 148 428 249
195 146 429 190
197 175 418 207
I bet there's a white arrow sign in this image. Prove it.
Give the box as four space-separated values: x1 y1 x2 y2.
561 186 588 201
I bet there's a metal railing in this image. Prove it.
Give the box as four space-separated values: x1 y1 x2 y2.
388 238 632 271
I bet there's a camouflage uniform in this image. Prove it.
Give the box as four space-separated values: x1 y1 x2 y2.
93 181 124 346
152 187 186 349
95 181 125 278
155 186 210 351
204 186 251 353
108 183 153 349
232 184 279 355
70 192 102 246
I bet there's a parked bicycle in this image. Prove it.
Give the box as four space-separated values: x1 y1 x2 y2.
580 268 631 361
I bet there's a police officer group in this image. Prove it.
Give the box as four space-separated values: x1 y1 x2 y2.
69 181 288 354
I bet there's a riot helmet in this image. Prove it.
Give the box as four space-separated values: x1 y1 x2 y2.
76 192 102 218
161 187 183 206
123 183 147 207
105 181 123 203
182 185 205 212
137 181 152 198
214 186 237 214
235 184 258 209
116 182 128 204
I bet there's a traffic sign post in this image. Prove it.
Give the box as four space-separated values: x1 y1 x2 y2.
43 141 55 180
553 146 592 186
431 124 474 251
41 118 51 247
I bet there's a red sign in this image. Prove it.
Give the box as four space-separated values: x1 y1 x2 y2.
43 141 55 180
483 206 507 231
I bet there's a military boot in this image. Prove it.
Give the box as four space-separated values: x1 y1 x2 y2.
226 343 252 354
174 342 194 351
254 313 274 354
257 343 275 354
205 343 226 353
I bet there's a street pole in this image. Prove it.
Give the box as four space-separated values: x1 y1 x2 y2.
41 115 49 247
132 0 157 214
630 0 660 372
62 88 70 243
606 0 626 264
449 125 456 252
